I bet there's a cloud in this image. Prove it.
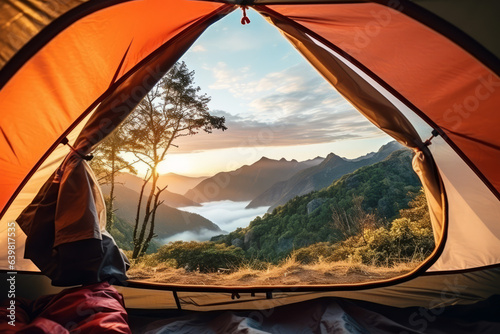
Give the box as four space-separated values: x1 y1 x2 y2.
181 200 269 233
172 108 382 153
160 229 222 244
172 63 385 153
204 21 277 53
191 45 207 53
208 62 253 97
246 64 344 119
208 62 320 102
160 201 269 243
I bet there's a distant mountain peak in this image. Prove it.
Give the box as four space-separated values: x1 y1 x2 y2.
378 140 403 152
256 156 297 165
344 152 376 162
247 141 405 211
184 155 323 203
323 152 344 162
343 141 403 162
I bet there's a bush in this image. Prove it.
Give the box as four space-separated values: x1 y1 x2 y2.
156 241 246 273
293 242 336 264
138 253 162 267
327 216 434 266
324 189 436 266
364 227 393 254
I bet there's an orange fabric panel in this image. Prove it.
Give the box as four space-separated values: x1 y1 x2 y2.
0 0 226 215
267 3 500 196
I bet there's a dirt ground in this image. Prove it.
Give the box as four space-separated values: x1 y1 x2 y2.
127 260 417 286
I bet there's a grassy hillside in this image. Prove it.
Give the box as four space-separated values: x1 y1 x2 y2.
128 256 417 286
212 149 422 261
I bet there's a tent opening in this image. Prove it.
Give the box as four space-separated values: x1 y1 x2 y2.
88 9 436 287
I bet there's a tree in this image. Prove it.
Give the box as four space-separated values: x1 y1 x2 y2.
125 61 227 258
89 126 137 230
399 189 431 228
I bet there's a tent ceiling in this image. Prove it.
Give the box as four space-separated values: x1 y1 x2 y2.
2 1 499 72
413 0 500 62
0 0 232 220
0 0 89 68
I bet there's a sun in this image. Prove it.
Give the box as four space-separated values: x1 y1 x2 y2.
157 154 194 175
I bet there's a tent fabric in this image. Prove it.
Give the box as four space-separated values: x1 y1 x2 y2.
428 137 500 272
0 281 131 333
6 267 500 313
128 296 500 334
0 0 88 68
412 0 500 64
8 0 231 284
17 153 106 248
117 266 500 310
249 0 500 72
0 0 499 311
0 110 93 272
3 276 499 333
0 0 232 279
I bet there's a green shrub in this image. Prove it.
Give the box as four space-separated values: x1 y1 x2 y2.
327 216 434 266
139 253 162 267
364 227 393 254
156 241 246 272
293 242 336 264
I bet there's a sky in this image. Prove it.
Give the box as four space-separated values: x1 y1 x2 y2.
142 9 391 177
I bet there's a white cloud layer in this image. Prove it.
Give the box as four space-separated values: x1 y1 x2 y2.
160 228 222 244
161 201 269 243
182 200 269 232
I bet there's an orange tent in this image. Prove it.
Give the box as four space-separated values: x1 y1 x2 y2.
1 0 499 311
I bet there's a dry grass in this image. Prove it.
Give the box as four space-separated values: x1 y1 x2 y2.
127 256 419 286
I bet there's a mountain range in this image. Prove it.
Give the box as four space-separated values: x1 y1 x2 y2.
247 141 403 211
184 156 324 203
157 173 208 195
104 141 405 247
102 173 201 208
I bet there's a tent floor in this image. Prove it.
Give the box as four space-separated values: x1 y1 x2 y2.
127 295 500 333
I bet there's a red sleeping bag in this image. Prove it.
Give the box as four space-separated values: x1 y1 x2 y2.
0 282 131 333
